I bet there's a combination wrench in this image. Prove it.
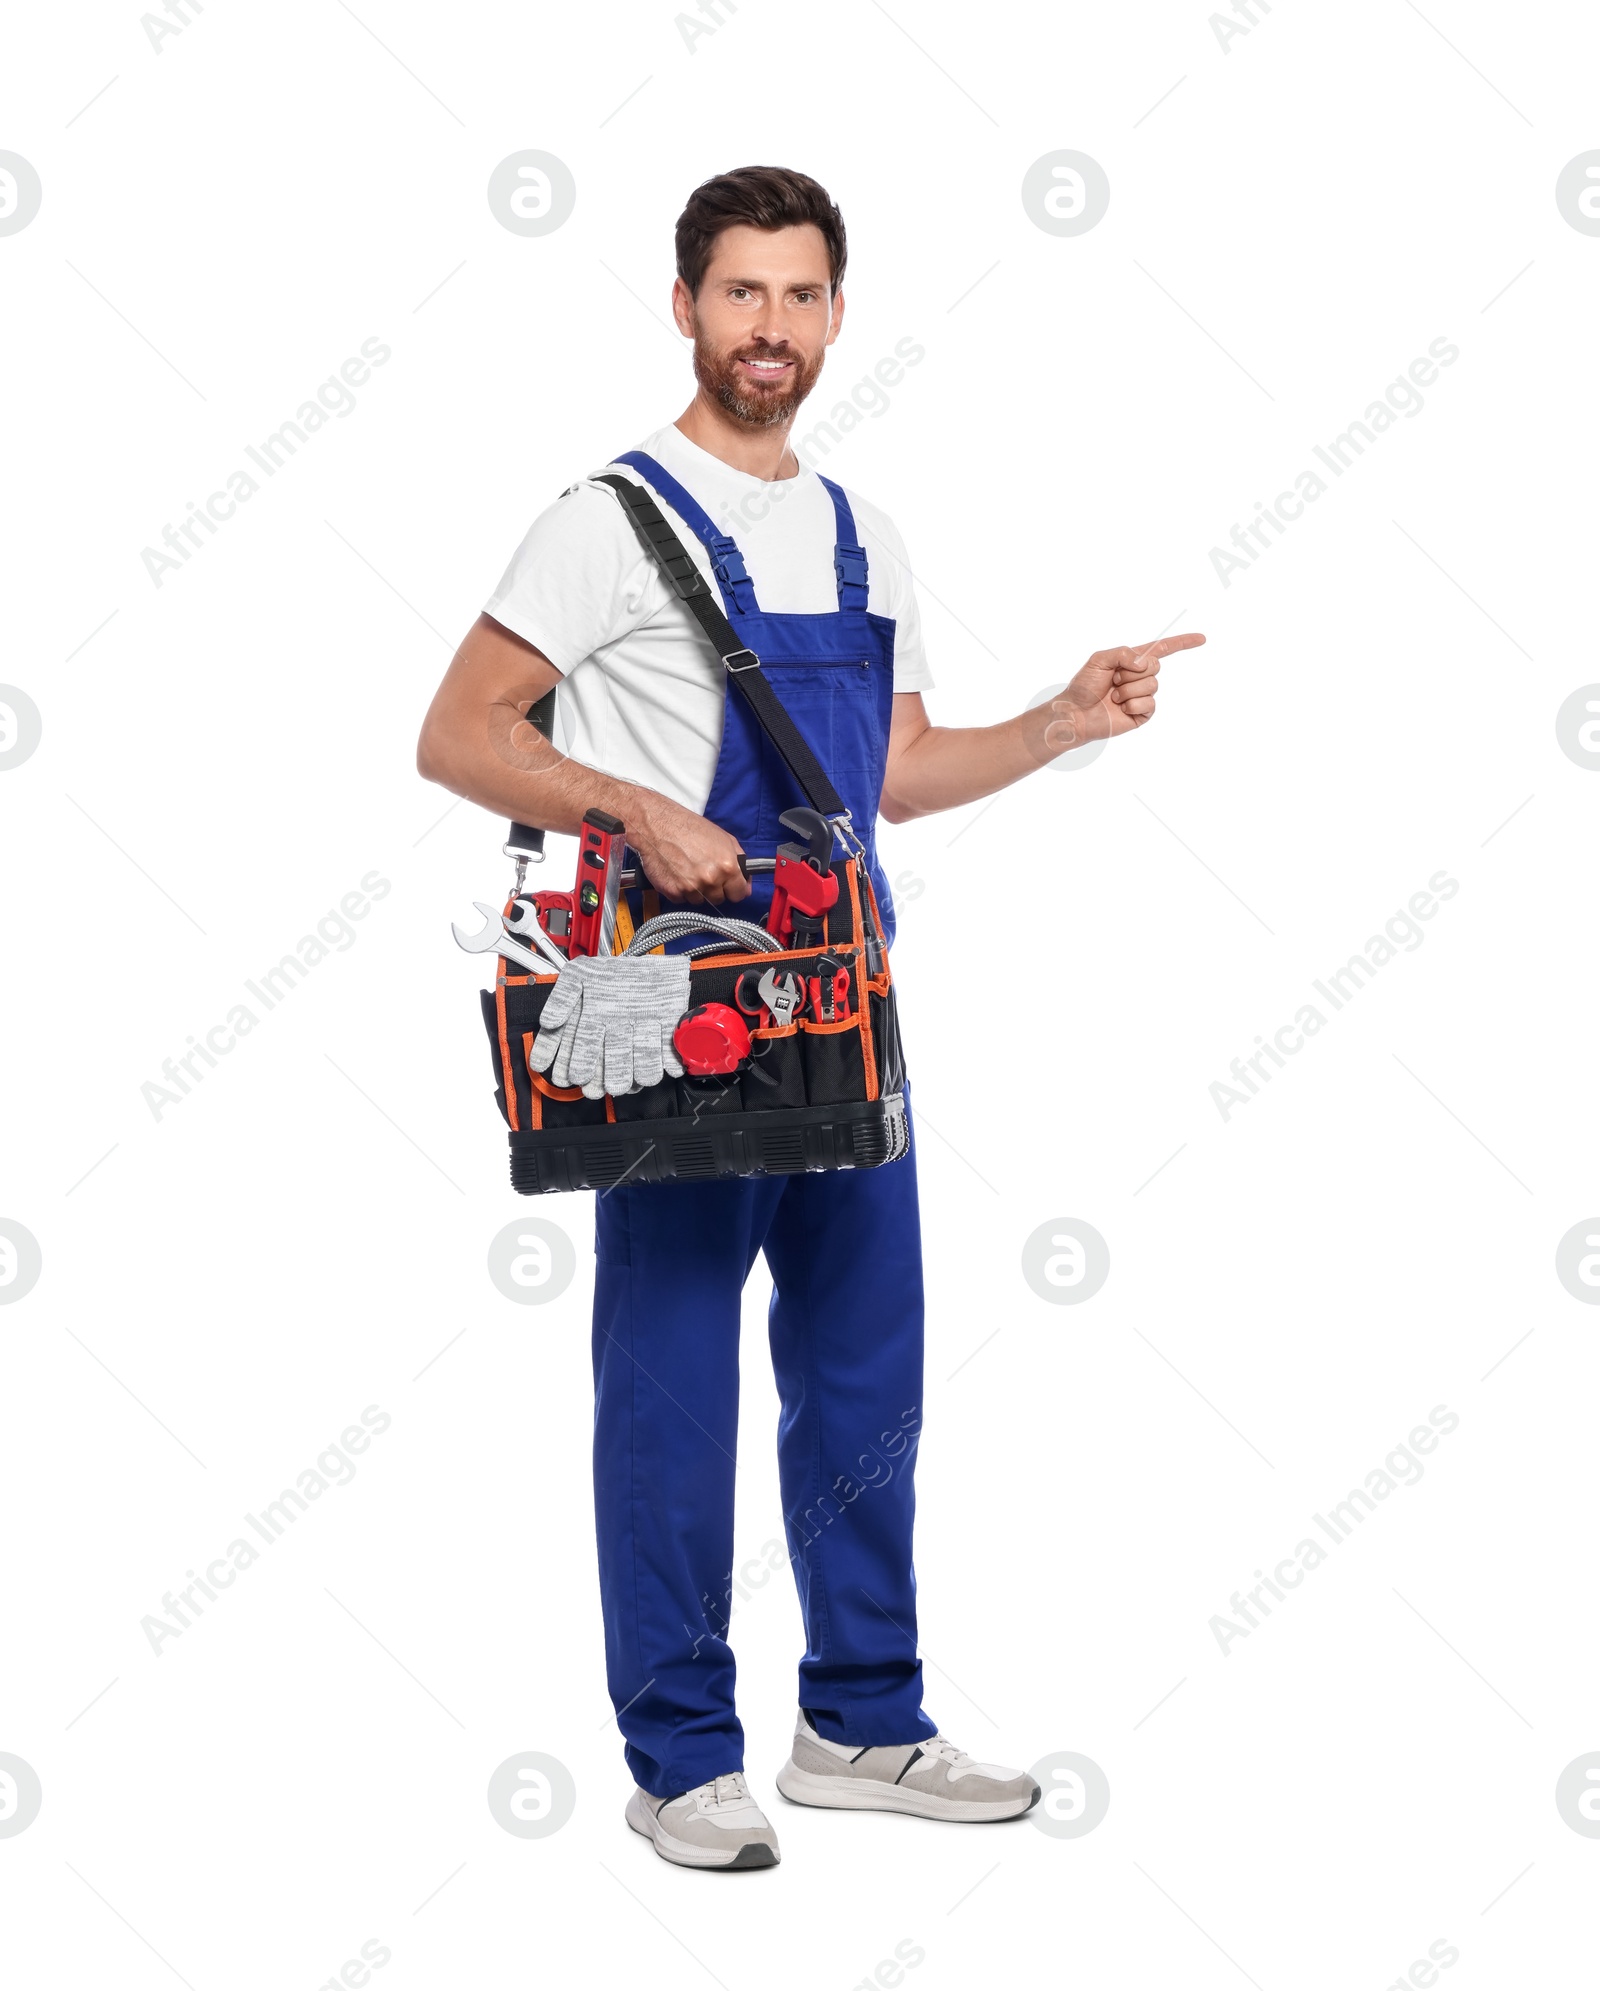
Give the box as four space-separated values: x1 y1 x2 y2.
451 902 566 974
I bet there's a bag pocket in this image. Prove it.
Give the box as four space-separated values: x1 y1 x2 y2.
868 984 906 1096
798 1014 869 1106
480 988 511 1127
535 1089 610 1129
499 977 558 1132
517 1032 609 1128
740 1024 805 1110
676 1074 746 1118
612 1076 680 1121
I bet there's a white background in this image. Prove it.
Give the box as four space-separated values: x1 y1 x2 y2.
3 1 1598 1985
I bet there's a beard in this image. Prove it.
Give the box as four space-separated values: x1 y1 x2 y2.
692 329 824 430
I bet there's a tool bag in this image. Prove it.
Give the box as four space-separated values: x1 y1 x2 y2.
478 476 909 1195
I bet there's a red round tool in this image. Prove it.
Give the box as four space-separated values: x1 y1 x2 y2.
673 1002 752 1076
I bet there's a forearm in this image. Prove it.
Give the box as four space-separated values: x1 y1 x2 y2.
416 650 752 903
880 705 1063 822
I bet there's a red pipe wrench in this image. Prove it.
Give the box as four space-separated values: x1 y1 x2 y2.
766 807 839 946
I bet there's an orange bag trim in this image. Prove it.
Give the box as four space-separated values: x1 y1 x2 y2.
798 1014 859 1036
521 1033 585 1104
497 982 520 1131
861 873 894 985
531 1074 585 1102
844 864 879 1101
690 944 840 972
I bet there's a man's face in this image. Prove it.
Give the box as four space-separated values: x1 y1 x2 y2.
673 222 843 430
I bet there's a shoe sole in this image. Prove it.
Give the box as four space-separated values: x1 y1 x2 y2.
775 1760 1042 1822
625 1791 780 1869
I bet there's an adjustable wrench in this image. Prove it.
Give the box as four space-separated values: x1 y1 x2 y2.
736 963 807 1027
742 967 804 1029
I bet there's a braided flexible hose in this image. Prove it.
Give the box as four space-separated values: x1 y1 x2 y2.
624 912 783 959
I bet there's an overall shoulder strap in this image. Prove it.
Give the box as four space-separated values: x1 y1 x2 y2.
595 470 847 824
817 475 869 611
614 450 760 615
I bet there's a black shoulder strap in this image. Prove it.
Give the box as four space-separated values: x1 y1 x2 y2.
594 471 848 822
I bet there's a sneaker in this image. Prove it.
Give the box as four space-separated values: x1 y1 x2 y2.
775 1710 1041 1822
625 1772 780 1869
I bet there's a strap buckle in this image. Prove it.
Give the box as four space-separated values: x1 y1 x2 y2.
711 536 758 612
834 545 869 596
722 648 761 673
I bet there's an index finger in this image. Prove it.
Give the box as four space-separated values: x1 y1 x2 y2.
1132 631 1206 662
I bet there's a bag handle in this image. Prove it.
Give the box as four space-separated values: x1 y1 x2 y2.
593 471 851 827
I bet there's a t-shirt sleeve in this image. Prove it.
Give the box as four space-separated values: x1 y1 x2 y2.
866 511 935 695
483 479 663 675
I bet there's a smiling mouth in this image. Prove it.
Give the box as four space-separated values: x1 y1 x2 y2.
738 354 793 377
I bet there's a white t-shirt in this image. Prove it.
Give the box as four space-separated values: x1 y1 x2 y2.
484 424 933 813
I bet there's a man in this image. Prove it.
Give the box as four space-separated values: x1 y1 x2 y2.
418 165 1202 1870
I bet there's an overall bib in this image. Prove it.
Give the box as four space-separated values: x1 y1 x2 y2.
591 452 936 1797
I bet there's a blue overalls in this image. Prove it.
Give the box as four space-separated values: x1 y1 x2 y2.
591 450 937 1798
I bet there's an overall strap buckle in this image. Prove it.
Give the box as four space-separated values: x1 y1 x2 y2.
710 536 759 614
834 544 869 608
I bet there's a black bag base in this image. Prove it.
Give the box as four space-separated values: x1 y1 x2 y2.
509 1092 909 1195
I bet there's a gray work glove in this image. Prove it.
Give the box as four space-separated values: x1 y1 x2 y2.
529 953 691 1099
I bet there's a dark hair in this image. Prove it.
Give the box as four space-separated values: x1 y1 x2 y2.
675 165 847 298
